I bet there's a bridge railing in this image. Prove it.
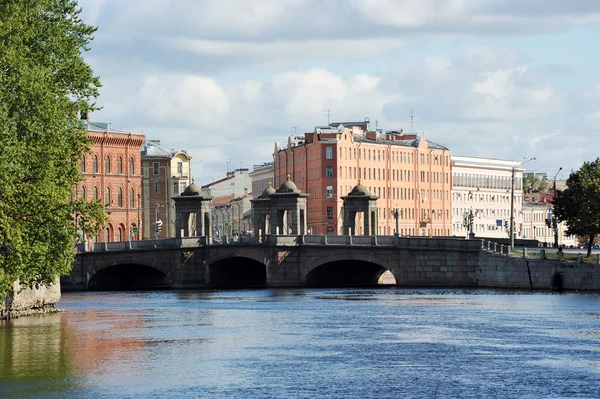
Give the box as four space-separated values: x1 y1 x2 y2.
76 235 489 252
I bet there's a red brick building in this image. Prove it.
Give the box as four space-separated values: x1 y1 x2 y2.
77 115 145 244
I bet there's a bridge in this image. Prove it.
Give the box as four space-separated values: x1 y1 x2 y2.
64 235 506 290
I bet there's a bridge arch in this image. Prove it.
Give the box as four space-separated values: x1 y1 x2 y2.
87 262 171 290
207 256 267 288
303 252 398 287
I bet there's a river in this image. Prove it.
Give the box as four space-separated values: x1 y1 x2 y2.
1 288 599 398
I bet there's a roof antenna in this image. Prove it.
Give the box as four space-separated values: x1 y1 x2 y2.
409 109 414 133
324 109 332 125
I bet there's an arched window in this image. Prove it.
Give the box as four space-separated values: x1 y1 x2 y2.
117 187 123 207
93 155 98 173
105 187 111 207
129 157 135 175
118 156 123 174
116 228 122 242
105 156 111 174
93 186 98 200
130 188 135 208
81 186 86 200
81 155 86 172
104 227 110 242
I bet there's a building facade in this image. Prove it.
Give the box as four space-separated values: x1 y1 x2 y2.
451 156 524 240
141 140 191 238
249 162 274 199
78 116 145 244
202 169 253 238
201 169 252 198
274 122 452 236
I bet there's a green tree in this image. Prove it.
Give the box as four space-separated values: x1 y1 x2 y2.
523 172 551 193
553 158 600 257
0 0 105 297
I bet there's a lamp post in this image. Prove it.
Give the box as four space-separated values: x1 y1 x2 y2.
510 156 536 251
154 203 159 239
137 193 141 240
391 208 400 236
553 167 562 248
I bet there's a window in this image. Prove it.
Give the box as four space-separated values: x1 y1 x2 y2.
326 147 333 159
326 166 333 178
130 188 135 208
326 186 333 198
117 187 123 207
93 155 98 173
118 156 123 174
154 183 159 194
130 157 135 175
105 187 111 207
105 156 111 174
177 162 183 177
94 186 98 200
173 182 179 194
327 207 333 219
180 182 186 193
81 155 86 172
80 186 86 199
153 162 159 175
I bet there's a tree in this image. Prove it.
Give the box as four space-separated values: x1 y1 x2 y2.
523 172 551 193
0 0 105 297
553 158 600 257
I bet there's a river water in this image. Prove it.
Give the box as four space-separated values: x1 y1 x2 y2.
1 288 599 399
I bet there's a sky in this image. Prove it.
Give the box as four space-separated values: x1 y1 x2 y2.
78 0 600 185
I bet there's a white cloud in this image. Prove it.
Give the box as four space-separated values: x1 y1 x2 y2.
77 0 600 183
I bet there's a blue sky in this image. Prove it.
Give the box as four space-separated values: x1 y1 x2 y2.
78 0 600 184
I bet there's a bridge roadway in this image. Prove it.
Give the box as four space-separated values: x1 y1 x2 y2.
65 235 493 290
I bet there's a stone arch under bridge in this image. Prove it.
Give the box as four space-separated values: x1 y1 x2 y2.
87 258 172 290
300 251 397 287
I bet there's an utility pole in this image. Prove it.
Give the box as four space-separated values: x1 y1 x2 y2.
553 167 562 248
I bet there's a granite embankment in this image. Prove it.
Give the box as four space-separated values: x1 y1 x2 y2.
1 280 61 320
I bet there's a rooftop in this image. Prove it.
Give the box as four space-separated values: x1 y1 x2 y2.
141 140 189 159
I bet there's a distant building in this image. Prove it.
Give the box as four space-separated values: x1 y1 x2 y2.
451 156 523 239
274 121 452 236
141 140 191 238
201 169 251 198
202 169 252 238
77 113 145 245
249 162 274 199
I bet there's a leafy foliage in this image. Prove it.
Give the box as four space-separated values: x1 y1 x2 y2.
553 158 600 257
0 0 105 296
523 173 550 193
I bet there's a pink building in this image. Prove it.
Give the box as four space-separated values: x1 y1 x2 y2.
274 122 452 236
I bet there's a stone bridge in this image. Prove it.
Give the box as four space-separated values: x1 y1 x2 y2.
64 236 600 291
65 236 486 290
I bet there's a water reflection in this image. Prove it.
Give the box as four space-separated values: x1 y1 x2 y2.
0 289 599 399
0 313 73 379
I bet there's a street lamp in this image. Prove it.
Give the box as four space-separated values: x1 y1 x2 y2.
510 156 536 250
553 167 562 248
391 208 400 236
137 193 141 240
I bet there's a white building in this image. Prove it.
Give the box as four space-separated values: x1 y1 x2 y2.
451 156 524 240
249 162 274 199
200 168 251 198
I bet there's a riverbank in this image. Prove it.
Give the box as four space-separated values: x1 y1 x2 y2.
0 280 61 320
